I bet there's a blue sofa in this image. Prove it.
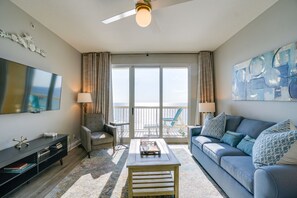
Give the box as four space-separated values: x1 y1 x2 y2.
189 115 297 198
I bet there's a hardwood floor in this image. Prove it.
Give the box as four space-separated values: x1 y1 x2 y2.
9 146 87 198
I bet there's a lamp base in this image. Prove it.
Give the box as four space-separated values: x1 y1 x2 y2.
202 112 214 125
82 103 87 114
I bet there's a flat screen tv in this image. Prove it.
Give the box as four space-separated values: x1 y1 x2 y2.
0 57 62 114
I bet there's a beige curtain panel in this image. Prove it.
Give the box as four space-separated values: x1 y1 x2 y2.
196 51 215 125
82 52 111 123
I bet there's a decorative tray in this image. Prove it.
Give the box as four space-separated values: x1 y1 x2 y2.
139 140 161 157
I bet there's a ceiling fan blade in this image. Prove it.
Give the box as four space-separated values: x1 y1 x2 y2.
102 9 136 24
151 0 193 10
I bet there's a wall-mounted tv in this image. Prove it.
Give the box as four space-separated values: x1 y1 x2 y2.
0 57 62 114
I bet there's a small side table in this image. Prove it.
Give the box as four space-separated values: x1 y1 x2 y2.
110 122 130 148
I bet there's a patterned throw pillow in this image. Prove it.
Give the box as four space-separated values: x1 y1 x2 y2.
220 131 245 147
201 112 226 139
253 120 297 168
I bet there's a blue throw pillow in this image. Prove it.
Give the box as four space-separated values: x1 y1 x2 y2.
237 135 255 156
220 131 244 147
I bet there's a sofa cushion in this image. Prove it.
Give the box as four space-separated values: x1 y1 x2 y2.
203 143 246 165
225 115 243 132
91 132 113 145
253 120 297 168
192 136 220 150
237 135 255 156
236 118 275 139
221 156 255 193
220 131 245 147
201 112 226 139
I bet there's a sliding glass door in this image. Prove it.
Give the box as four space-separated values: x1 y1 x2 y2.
163 68 188 139
112 67 130 140
112 66 188 143
134 68 160 138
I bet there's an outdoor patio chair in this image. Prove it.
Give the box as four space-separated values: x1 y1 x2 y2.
144 108 184 137
163 108 184 133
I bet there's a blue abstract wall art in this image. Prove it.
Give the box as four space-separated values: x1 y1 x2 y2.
232 42 297 101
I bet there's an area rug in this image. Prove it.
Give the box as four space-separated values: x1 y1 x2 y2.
46 145 227 198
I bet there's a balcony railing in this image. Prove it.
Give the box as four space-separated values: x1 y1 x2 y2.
113 106 188 138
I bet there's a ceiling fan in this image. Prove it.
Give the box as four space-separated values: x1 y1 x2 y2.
102 0 193 28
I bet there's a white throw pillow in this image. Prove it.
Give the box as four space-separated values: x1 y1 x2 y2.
201 112 226 139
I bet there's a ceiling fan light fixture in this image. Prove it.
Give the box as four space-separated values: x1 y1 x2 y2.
135 3 151 28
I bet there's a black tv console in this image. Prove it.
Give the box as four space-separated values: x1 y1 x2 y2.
0 134 68 197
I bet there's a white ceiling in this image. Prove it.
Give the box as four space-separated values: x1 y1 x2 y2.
11 0 278 53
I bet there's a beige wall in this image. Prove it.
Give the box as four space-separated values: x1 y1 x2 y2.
214 0 297 123
0 1 81 150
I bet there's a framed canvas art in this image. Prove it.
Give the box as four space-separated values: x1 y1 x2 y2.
232 42 297 101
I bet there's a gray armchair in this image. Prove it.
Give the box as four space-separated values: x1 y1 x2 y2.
80 113 117 158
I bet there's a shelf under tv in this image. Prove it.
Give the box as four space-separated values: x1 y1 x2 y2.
0 134 68 197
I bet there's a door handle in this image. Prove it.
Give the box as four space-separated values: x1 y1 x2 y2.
132 107 134 115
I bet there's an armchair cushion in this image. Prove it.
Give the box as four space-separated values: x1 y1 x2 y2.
85 113 105 132
91 132 114 145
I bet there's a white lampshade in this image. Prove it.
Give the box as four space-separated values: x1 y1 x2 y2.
199 102 215 113
77 93 92 103
135 8 151 27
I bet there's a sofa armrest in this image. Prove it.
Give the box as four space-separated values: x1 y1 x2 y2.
104 124 117 146
189 126 202 136
254 165 297 198
80 126 92 152
188 126 202 151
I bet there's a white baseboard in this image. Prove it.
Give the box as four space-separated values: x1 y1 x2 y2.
68 139 81 151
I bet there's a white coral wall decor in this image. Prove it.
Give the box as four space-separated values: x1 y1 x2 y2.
0 29 46 57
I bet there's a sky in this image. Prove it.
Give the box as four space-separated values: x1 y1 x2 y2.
112 67 188 106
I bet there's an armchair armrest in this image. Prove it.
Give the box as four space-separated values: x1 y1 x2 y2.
104 124 117 146
188 126 202 151
254 164 297 198
80 126 92 152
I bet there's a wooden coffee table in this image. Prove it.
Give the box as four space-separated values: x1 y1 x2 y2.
126 139 181 198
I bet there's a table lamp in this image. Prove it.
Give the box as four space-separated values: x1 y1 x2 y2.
77 93 92 113
199 102 215 124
